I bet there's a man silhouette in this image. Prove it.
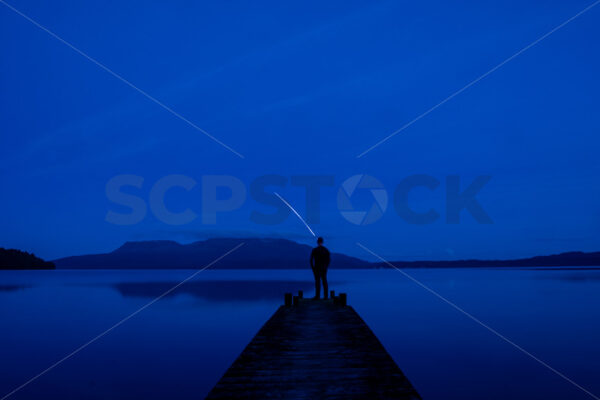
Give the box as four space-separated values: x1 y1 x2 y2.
310 237 330 299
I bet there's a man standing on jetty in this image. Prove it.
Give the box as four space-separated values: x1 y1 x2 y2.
310 237 330 299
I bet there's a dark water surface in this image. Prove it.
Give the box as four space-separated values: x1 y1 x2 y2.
1 268 599 399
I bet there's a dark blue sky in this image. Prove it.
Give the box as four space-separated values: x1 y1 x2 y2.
1 0 599 261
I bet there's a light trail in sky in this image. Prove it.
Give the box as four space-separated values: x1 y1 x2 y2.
274 192 316 237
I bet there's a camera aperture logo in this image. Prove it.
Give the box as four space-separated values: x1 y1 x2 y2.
337 175 388 225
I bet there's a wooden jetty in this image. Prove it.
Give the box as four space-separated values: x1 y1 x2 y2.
205 291 421 399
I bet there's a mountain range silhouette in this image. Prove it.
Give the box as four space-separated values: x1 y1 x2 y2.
51 238 600 269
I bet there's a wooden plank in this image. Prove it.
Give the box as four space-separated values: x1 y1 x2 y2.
205 296 421 399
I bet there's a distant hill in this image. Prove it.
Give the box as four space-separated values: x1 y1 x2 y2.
379 251 600 268
52 238 600 269
0 248 55 270
53 238 371 269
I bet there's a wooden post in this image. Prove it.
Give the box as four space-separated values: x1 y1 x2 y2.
330 290 335 298
284 293 292 307
293 295 299 306
339 293 347 306
298 290 303 299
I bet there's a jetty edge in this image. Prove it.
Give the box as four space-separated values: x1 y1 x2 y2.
205 291 421 399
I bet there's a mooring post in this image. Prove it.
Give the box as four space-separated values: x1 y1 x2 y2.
339 293 347 306
284 293 292 307
298 290 303 299
330 290 335 298
293 295 299 306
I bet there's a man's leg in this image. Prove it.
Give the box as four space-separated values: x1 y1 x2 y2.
312 267 320 298
322 267 328 299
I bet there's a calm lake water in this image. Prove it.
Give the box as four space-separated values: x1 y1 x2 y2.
1 268 600 400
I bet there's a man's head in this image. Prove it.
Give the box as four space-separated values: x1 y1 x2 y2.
317 237 324 246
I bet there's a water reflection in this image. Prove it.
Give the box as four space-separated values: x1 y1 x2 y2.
113 280 319 301
532 268 600 282
0 284 28 292
2 269 600 400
